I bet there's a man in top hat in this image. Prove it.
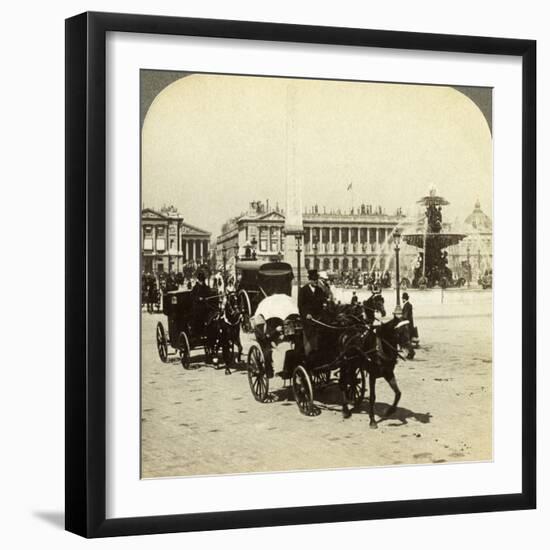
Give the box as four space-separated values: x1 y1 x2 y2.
298 270 327 356
401 292 416 359
363 285 383 324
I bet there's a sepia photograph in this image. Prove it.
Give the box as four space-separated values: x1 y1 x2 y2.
140 70 493 479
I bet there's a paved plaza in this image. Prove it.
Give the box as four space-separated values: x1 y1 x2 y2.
141 288 492 478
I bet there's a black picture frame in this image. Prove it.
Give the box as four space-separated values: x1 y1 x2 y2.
65 11 536 538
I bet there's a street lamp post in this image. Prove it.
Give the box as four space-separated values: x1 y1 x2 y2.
295 234 302 288
393 229 402 317
312 236 318 270
343 243 348 274
477 248 482 283
222 246 227 283
466 244 471 288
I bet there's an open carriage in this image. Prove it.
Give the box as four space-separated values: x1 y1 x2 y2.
155 287 220 369
236 261 294 331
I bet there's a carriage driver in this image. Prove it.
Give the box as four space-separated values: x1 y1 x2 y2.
298 270 327 356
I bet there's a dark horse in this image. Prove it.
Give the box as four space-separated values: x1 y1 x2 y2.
219 291 243 374
321 294 406 425
206 291 243 375
362 295 409 428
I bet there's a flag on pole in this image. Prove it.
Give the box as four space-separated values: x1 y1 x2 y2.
347 182 353 191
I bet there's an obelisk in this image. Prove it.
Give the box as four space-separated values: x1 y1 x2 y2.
283 83 304 291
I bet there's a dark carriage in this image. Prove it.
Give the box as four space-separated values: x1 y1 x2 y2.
236 261 293 331
155 287 220 369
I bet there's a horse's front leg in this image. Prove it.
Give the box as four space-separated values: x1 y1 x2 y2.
340 367 352 419
235 330 243 363
222 330 233 375
384 373 402 417
368 374 377 429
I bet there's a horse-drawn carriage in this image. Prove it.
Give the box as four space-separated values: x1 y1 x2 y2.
236 261 294 332
155 287 220 369
245 266 372 418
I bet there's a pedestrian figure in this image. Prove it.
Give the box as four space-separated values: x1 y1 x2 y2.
401 292 416 359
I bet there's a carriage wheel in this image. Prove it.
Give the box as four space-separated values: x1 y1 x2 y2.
346 366 366 407
178 331 191 370
292 365 315 415
239 291 252 333
156 322 168 363
247 345 269 402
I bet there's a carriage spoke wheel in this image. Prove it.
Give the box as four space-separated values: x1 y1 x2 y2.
247 346 269 402
347 366 366 408
292 365 319 416
178 332 191 370
156 322 168 363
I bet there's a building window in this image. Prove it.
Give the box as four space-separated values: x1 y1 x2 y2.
360 228 368 243
333 258 339 271
331 227 339 243
304 227 310 244
143 238 153 251
369 228 377 243
321 227 330 243
361 258 369 271
305 258 311 269
350 227 358 244
341 228 349 243
312 227 320 243
259 227 268 251
270 227 279 252
323 258 330 270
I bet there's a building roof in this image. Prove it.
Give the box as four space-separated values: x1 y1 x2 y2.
142 208 210 236
464 200 492 232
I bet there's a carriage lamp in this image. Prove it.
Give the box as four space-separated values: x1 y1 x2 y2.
393 228 403 317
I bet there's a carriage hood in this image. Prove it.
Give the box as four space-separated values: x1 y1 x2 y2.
254 294 299 321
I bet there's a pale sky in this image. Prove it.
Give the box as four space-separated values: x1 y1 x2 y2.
142 74 492 236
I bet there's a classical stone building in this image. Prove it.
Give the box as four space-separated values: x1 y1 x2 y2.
142 206 211 273
216 200 407 275
448 200 493 282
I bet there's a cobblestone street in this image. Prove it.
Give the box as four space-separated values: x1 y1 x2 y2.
141 288 492 478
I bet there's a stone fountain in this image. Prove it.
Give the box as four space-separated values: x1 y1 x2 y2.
403 187 466 288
